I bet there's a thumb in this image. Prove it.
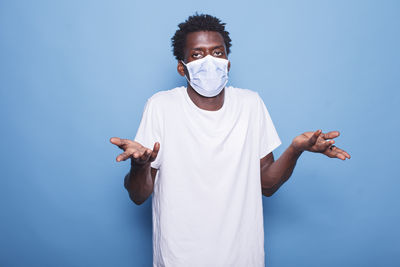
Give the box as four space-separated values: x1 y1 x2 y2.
308 130 322 146
149 142 160 162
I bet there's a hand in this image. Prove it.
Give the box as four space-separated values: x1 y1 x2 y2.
291 130 351 160
109 137 160 165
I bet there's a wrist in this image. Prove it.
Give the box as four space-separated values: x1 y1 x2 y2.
289 142 304 156
130 159 151 170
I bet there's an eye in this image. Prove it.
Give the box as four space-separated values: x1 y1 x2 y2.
213 51 224 57
192 53 203 59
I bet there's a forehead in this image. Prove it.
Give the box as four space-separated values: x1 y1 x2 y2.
185 31 225 50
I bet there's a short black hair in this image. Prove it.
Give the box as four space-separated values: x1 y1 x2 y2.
171 13 232 61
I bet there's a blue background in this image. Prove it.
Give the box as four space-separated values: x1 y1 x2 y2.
1 0 399 266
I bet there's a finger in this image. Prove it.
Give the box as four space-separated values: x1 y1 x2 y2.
333 147 351 159
320 139 335 151
139 148 152 162
110 137 131 149
131 150 141 160
116 151 132 162
326 146 347 160
324 147 343 160
110 137 123 146
308 130 322 146
323 131 340 140
335 152 346 160
149 142 160 162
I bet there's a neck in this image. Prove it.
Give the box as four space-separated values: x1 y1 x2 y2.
186 84 225 111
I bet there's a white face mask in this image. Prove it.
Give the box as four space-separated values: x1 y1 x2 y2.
181 55 229 97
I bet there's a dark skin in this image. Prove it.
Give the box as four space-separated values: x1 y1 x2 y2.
110 31 351 204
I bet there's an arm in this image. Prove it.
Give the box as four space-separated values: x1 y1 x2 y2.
124 163 158 205
110 137 160 205
261 130 351 197
260 145 302 197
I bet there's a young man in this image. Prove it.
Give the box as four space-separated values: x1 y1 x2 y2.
110 14 350 267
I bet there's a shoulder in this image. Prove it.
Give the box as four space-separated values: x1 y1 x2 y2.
227 86 262 105
146 86 185 108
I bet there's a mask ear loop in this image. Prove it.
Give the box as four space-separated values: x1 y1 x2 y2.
181 60 191 84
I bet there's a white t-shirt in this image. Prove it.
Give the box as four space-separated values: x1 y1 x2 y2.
134 86 281 267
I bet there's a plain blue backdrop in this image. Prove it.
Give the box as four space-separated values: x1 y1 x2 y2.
1 0 399 266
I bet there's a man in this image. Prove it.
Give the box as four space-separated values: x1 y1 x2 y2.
110 14 350 267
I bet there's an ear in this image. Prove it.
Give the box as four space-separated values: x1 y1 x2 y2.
177 61 186 77
228 61 231 72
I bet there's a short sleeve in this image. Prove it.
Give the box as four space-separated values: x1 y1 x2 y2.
134 98 163 169
257 94 281 158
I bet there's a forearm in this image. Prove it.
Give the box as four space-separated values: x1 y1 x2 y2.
261 144 303 196
124 162 154 205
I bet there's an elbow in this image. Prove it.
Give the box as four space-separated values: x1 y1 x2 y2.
133 199 146 205
128 193 146 206
261 173 284 197
261 175 280 197
262 187 276 197
261 178 278 197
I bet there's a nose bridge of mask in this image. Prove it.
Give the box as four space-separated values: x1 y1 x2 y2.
185 55 219 68
203 55 215 73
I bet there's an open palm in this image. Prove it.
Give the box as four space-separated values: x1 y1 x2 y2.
292 130 351 160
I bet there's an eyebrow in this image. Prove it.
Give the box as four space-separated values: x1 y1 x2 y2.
191 45 224 51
